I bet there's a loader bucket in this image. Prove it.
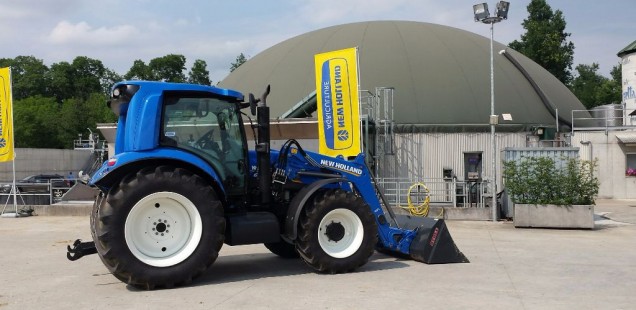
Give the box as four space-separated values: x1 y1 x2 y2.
395 214 469 264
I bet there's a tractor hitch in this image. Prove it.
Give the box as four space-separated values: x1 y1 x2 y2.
66 239 97 261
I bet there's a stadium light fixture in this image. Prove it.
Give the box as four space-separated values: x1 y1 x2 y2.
473 1 509 222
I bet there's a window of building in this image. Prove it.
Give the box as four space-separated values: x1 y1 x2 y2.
626 153 636 176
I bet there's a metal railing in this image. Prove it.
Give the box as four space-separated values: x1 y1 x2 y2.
376 178 493 208
0 180 73 205
571 108 633 133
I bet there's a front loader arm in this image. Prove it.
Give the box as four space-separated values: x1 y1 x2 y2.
298 151 468 264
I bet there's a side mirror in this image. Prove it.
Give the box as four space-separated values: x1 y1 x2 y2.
248 93 258 116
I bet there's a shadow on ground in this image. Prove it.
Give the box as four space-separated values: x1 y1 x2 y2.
123 251 409 290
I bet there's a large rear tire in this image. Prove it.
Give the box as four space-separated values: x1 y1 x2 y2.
92 166 225 289
296 189 377 273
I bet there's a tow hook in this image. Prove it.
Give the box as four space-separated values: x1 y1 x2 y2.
67 239 97 261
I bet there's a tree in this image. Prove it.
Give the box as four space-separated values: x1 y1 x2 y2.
1 55 119 148
13 96 63 148
48 61 75 102
188 59 211 85
48 56 106 101
0 56 50 100
230 53 248 72
125 60 151 80
148 54 187 82
58 93 114 147
70 56 106 99
509 0 575 85
101 68 123 94
596 64 622 106
570 63 622 109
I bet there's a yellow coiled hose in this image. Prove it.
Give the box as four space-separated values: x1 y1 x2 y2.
400 182 431 216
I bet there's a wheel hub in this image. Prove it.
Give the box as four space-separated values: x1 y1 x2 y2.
317 208 365 258
151 218 171 237
125 192 202 267
325 221 345 242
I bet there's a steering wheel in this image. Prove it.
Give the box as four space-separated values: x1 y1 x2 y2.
195 129 221 154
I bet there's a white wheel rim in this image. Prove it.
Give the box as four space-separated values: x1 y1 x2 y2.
125 192 202 267
318 208 364 258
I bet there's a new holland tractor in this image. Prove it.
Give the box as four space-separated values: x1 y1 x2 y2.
67 81 468 289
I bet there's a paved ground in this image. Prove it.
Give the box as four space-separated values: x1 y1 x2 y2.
0 200 635 309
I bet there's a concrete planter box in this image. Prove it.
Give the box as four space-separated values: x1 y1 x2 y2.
514 204 594 229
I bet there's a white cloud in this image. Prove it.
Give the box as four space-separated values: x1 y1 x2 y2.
46 20 139 46
0 0 79 20
297 0 411 24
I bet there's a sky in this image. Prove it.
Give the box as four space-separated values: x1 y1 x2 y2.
0 0 633 83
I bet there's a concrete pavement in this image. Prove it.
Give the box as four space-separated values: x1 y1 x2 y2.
0 200 634 309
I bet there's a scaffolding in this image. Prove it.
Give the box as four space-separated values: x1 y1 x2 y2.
360 87 395 178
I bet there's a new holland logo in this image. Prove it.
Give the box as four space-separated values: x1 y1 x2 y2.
0 138 6 148
319 159 363 176
337 129 349 141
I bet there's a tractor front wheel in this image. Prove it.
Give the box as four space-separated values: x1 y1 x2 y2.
296 189 377 273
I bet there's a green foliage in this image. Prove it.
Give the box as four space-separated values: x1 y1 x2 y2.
1 53 220 149
13 94 114 149
48 56 107 101
188 59 211 85
13 96 64 148
0 56 50 100
509 0 575 85
101 69 123 94
230 53 248 72
124 59 151 80
570 63 622 108
503 157 599 205
148 54 187 82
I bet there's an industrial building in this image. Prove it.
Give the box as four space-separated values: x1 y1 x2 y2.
219 21 636 202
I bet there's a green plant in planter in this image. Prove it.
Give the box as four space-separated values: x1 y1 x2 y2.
503 157 599 205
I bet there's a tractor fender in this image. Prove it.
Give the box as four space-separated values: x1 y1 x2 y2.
89 149 227 199
284 177 346 241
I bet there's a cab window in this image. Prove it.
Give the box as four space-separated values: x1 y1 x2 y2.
161 93 246 195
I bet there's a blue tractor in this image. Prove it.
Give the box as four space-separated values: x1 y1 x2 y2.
67 81 467 289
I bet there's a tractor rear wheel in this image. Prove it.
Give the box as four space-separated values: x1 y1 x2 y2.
92 166 225 289
296 189 377 273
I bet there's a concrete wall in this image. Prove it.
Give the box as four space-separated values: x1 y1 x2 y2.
571 131 636 199
621 51 636 125
0 148 93 181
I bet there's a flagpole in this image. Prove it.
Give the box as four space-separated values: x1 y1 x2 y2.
10 67 17 215
0 67 17 217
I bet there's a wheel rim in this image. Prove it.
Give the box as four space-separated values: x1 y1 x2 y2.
317 208 364 258
125 192 202 267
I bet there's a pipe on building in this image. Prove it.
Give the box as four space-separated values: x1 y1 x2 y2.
500 49 572 128
580 140 593 160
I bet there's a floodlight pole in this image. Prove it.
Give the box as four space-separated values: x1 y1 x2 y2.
482 15 503 222
474 1 508 221
489 20 497 222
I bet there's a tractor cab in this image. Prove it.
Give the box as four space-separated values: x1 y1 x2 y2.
160 92 248 196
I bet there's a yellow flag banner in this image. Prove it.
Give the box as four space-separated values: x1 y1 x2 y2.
0 67 15 162
314 47 361 158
